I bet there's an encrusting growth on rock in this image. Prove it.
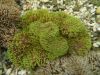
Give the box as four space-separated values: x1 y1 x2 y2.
7 9 92 69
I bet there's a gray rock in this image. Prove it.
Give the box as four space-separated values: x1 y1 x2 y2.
93 42 100 47
40 0 49 2
18 70 26 75
97 27 100 32
6 68 12 75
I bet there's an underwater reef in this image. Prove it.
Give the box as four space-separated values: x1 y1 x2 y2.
7 9 92 69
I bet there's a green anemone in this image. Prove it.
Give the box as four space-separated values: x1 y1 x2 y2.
7 9 91 69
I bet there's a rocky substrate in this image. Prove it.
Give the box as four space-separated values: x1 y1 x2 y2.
0 0 100 75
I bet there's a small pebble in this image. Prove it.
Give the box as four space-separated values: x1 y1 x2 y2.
6 68 12 75
93 25 98 32
42 5 47 9
40 0 49 2
97 27 100 31
18 70 26 75
93 42 100 47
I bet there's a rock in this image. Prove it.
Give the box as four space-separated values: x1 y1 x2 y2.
6 68 12 75
42 5 47 9
18 70 26 75
93 25 98 32
90 8 95 14
23 2 32 10
93 37 98 41
93 42 100 47
96 7 100 15
97 27 100 32
73 3 81 11
49 6 53 10
57 0 64 5
40 0 49 2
